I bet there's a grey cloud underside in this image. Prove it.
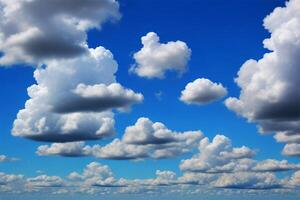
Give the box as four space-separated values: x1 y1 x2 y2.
27 131 110 143
22 34 87 59
254 100 300 121
53 95 141 113
215 184 283 190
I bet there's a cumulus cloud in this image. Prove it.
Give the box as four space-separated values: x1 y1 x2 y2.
225 0 300 155
131 32 191 79
4 0 143 143
12 47 143 143
1 159 300 194
36 117 203 159
0 172 24 193
213 172 283 190
282 143 300 156
180 78 227 105
36 142 89 157
290 171 300 186
0 172 23 185
67 162 124 188
26 175 65 188
180 135 300 173
0 0 120 65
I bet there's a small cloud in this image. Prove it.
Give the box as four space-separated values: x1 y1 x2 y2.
180 78 227 105
131 32 191 79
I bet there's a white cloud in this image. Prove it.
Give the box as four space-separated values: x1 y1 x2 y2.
290 171 300 186
36 142 89 157
0 172 23 185
131 32 191 79
0 0 120 65
12 47 143 142
1 160 299 195
225 0 300 154
67 162 124 188
180 78 227 105
26 175 65 188
282 143 300 156
180 135 300 173
213 172 282 190
180 135 255 173
36 117 203 159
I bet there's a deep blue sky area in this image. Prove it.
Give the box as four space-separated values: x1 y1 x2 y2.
1 0 299 199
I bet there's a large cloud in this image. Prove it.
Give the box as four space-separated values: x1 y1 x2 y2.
130 32 191 79
180 135 300 173
180 78 227 105
225 0 300 156
36 117 203 159
3 0 143 143
12 47 143 142
0 0 120 65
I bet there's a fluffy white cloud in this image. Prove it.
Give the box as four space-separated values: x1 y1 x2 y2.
0 172 24 193
12 47 143 142
131 32 191 79
36 117 203 159
36 142 89 157
180 135 300 173
0 0 120 65
67 162 124 188
282 143 300 156
180 78 227 105
225 0 300 154
26 175 65 188
180 135 255 173
1 160 299 195
290 171 300 186
0 0 140 144
213 172 282 190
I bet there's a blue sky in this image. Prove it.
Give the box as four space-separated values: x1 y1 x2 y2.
0 0 300 199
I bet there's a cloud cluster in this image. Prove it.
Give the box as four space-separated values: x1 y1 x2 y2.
131 32 191 79
180 135 300 173
36 117 203 159
225 0 300 156
35 133 300 191
1 158 300 195
0 0 144 143
0 0 120 65
178 134 300 190
12 47 143 142
180 78 227 105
